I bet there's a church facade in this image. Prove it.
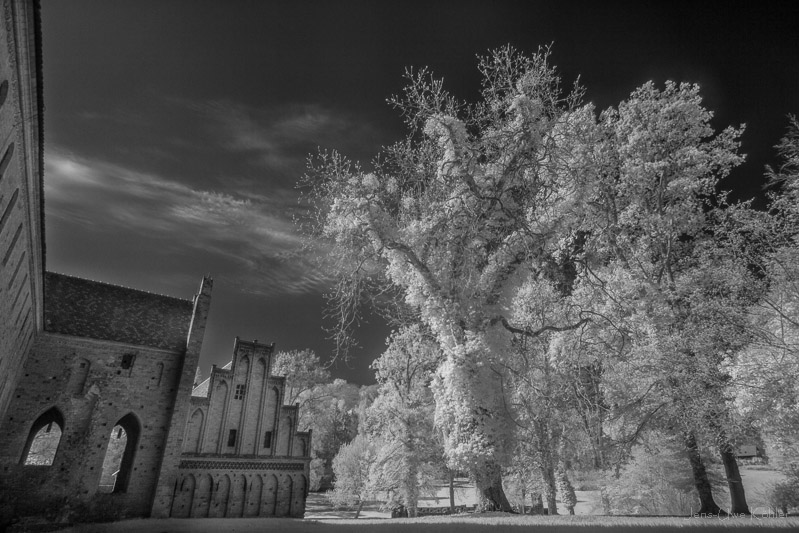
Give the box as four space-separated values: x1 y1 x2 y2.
0 0 309 522
172 339 311 518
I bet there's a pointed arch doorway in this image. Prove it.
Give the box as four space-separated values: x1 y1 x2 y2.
98 413 141 493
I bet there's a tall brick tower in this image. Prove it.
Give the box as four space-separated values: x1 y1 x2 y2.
151 276 213 517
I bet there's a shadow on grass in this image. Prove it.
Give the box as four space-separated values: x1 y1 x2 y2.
307 517 799 533
58 516 799 533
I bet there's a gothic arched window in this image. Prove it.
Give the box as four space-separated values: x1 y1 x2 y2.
21 407 64 466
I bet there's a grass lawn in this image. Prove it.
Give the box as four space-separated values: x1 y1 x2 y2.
57 514 799 533
42 466 798 533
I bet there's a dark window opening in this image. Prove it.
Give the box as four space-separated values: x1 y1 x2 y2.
0 80 8 108
227 429 237 447
121 353 135 370
263 431 272 449
0 143 14 182
234 384 246 400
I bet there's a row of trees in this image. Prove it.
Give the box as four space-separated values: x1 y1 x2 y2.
302 46 799 515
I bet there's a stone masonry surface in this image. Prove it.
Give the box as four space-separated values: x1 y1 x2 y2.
0 0 44 428
0 331 189 518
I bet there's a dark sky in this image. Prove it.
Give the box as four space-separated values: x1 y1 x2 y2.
40 1 799 385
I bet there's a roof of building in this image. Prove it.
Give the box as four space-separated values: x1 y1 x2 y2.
43 271 194 351
33 0 45 270
192 377 210 398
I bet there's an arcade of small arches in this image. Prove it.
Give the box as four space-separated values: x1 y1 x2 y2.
170 471 307 518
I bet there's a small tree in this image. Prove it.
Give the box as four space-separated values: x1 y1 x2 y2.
555 459 577 515
328 434 377 518
272 349 331 408
770 464 799 515
363 325 443 517
601 432 707 515
301 379 360 490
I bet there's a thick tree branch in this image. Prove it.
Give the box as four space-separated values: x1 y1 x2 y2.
382 238 443 294
496 316 590 338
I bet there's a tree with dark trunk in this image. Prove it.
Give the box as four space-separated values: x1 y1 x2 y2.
718 441 749 515
684 431 725 515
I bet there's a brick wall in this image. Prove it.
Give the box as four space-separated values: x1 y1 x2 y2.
0 275 210 521
172 461 308 518
170 339 311 518
0 331 186 517
0 0 44 427
189 340 282 456
149 277 212 518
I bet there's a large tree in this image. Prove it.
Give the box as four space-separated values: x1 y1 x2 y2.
731 117 799 461
306 46 589 511
576 81 752 514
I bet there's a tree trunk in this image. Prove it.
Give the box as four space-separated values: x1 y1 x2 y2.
575 362 606 469
535 420 558 515
404 451 419 518
531 492 544 515
474 461 513 512
555 463 577 515
449 470 456 514
354 500 364 519
540 463 558 515
555 435 576 515
684 431 724 515
719 443 750 515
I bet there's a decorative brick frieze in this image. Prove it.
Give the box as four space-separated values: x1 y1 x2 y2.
178 460 305 471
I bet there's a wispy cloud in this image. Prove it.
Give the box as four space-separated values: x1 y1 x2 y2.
180 99 379 185
45 148 329 296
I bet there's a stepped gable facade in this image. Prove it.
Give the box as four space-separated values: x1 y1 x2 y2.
0 0 311 522
171 339 311 518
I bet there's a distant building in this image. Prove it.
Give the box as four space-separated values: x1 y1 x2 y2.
0 0 309 522
173 339 311 518
736 444 764 460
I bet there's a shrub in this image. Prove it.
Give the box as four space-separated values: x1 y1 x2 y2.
602 432 706 515
769 464 799 515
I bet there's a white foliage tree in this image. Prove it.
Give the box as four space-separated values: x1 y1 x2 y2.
575 81 751 514
328 433 377 518
732 117 799 460
363 325 443 516
306 45 590 511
